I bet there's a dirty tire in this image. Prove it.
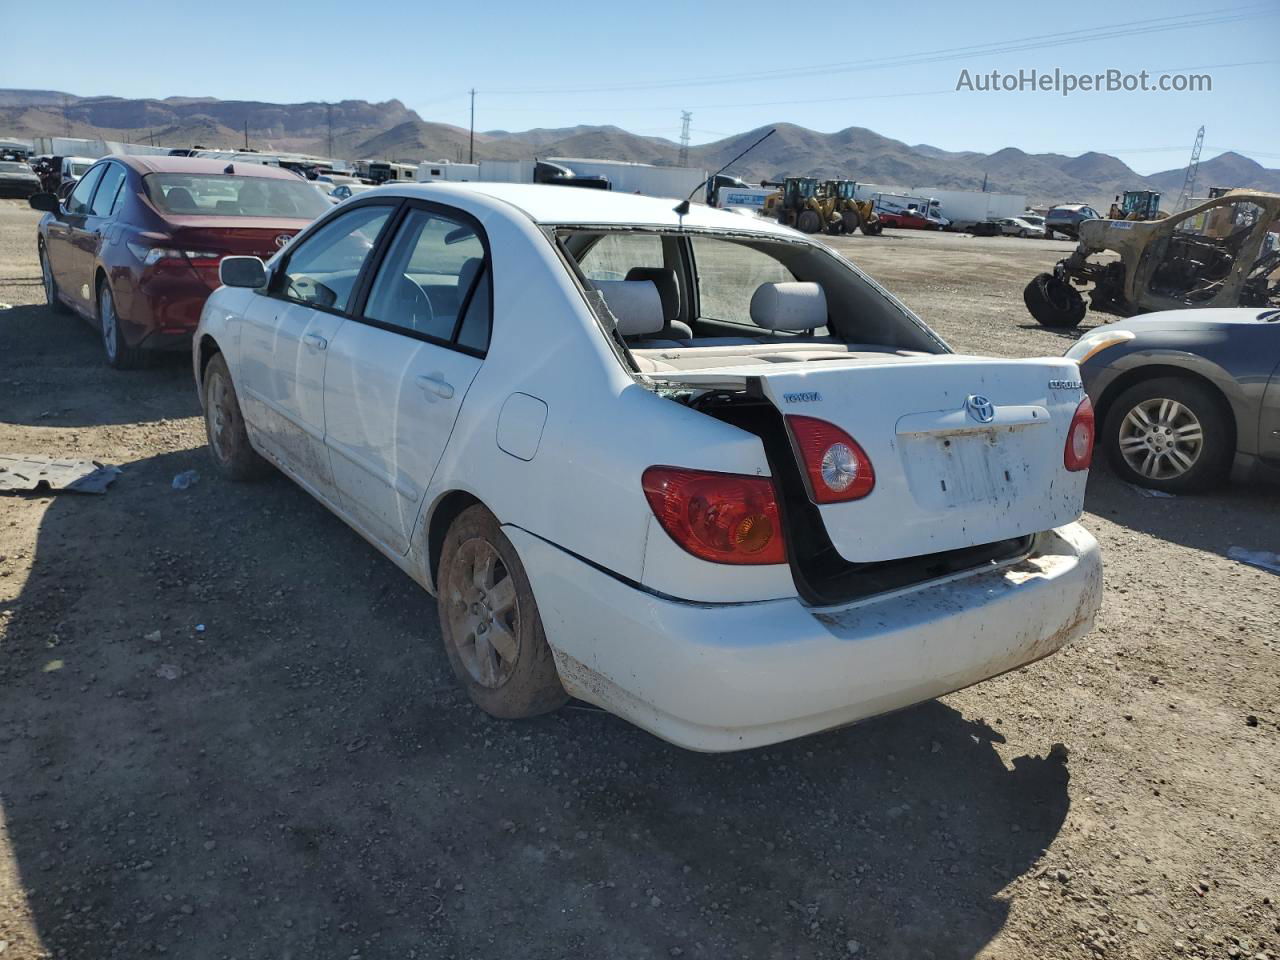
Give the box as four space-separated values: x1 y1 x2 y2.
98 281 149 369
841 210 862 235
1103 376 1233 494
437 505 568 720
797 210 822 234
1023 272 1086 328
861 220 883 236
39 244 69 314
202 354 271 481
1019 228 1030 238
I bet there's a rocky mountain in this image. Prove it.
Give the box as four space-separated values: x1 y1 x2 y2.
4 89 1277 207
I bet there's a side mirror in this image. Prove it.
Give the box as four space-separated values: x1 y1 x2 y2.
28 192 59 213
219 256 268 289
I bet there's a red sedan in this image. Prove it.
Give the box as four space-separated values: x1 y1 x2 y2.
31 156 331 368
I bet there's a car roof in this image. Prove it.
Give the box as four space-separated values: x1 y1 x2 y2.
109 155 306 180
371 181 801 237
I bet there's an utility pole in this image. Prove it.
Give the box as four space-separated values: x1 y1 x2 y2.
678 111 692 167
326 103 334 158
62 94 71 136
1175 125 1205 211
468 89 477 164
244 117 249 151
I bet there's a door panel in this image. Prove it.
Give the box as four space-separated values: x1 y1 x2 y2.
47 163 105 307
322 326 481 553
321 203 491 554
238 296 348 498
235 203 395 498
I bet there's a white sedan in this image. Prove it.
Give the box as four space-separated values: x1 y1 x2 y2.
193 183 1102 751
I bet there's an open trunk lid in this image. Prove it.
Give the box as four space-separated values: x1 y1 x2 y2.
650 355 1089 564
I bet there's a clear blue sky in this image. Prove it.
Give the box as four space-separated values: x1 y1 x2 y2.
3 0 1276 174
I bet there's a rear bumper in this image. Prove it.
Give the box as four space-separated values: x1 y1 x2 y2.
117 270 213 349
506 523 1101 752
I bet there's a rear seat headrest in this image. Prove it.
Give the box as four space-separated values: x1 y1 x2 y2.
624 266 680 324
594 279 665 337
750 281 827 330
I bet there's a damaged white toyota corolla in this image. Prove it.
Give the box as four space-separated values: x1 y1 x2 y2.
193 183 1102 751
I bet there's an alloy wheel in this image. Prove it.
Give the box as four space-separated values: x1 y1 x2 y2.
446 538 520 688
1117 397 1204 480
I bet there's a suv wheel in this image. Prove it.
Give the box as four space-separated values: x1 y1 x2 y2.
438 505 567 720
1104 377 1232 493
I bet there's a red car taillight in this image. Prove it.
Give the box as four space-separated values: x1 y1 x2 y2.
641 466 787 566
1064 396 1095 472
785 415 875 503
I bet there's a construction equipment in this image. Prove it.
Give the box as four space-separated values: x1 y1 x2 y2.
1106 190 1165 222
823 180 883 235
1024 190 1280 328
760 177 827 233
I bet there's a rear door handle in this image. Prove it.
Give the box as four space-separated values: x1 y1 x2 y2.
416 374 455 399
302 333 327 350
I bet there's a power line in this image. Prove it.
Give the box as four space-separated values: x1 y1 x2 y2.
482 5 1272 96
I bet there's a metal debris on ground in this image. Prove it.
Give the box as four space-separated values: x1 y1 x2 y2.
0 455 121 494
1226 547 1280 575
171 469 200 491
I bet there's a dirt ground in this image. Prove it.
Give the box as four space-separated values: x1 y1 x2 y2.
1 198 1277 960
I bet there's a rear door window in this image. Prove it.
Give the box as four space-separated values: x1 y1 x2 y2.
579 233 663 282
66 164 105 215
363 207 490 350
690 236 794 326
90 164 126 218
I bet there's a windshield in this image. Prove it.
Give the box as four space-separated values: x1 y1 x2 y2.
142 173 331 219
0 162 30 173
70 162 92 177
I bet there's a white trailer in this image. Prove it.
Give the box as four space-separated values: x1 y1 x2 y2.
417 160 483 181
545 158 706 199
715 185 774 212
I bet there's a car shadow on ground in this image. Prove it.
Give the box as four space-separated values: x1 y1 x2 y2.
0 448 1070 960
1086 466 1280 559
0 303 197 428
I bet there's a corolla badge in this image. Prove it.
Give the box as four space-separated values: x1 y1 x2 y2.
274 233 293 249
965 394 995 424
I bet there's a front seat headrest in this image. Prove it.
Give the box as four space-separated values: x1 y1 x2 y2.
624 266 680 324
593 279 664 337
750 281 827 330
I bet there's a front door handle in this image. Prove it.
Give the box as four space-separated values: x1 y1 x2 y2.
302 333 327 350
416 374 455 399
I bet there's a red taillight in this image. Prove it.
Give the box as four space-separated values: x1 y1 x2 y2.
641 466 786 566
1064 396 1095 471
785 415 875 503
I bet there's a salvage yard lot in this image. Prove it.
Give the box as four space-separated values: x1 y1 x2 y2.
0 196 1277 960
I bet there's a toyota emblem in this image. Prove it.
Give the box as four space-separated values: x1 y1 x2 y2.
274 233 293 249
966 394 995 424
